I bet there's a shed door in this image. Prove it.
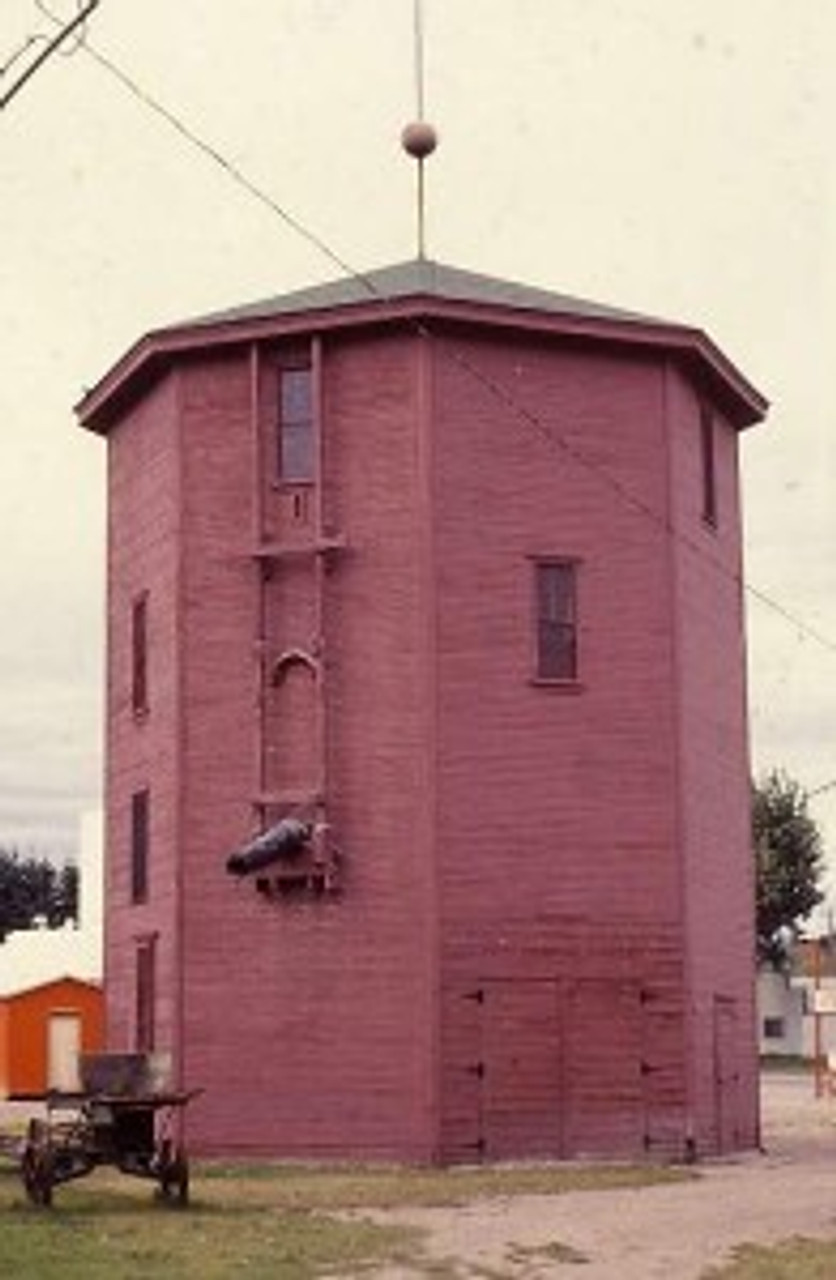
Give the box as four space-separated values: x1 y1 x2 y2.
47 1012 82 1092
713 995 740 1153
564 980 644 1155
480 980 562 1159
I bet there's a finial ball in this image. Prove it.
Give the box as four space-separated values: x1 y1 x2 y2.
401 121 438 159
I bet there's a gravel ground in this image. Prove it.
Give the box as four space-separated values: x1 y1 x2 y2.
368 1072 836 1278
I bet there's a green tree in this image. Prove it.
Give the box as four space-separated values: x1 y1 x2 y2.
754 769 825 967
0 848 79 942
56 860 79 926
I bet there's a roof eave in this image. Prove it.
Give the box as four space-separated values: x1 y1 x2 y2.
0 974 102 1001
76 293 767 434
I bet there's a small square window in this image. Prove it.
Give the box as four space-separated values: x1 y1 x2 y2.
762 1016 785 1040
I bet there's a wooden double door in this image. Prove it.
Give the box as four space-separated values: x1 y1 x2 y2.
475 978 646 1159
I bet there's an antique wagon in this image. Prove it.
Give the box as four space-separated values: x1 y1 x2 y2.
20 1052 200 1207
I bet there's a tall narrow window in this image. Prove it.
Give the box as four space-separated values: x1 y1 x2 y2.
131 593 148 716
278 365 314 482
135 936 156 1052
535 560 578 681
700 405 717 526
131 788 150 904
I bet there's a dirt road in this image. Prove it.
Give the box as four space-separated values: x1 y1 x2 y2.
371 1072 836 1278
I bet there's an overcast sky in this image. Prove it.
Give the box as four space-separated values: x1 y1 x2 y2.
2 1 834 901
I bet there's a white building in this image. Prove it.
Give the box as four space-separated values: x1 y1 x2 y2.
757 937 836 1061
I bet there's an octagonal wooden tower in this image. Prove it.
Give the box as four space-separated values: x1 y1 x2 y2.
78 261 767 1161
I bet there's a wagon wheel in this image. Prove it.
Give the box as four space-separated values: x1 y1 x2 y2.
21 1119 55 1209
157 1140 190 1207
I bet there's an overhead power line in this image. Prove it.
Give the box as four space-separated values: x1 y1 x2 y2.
1 0 99 110
432 338 836 660
35 17 836 664
1 35 42 80
52 22 376 292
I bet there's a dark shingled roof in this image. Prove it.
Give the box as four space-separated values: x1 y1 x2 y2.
177 259 668 331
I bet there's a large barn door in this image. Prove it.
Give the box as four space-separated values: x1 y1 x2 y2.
479 980 562 1159
564 980 643 1155
713 995 740 1153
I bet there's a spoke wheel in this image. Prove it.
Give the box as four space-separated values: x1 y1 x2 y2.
157 1144 189 1207
21 1120 55 1208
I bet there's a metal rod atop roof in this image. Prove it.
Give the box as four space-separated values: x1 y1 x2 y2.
401 0 438 260
413 0 426 122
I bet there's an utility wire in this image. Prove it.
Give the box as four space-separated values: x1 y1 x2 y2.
38 21 836 663
1 35 43 80
743 585 836 658
1 0 99 110
433 337 836 659
35 1 93 58
58 25 378 293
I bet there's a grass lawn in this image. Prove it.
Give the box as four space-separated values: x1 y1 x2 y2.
758 1055 812 1075
701 1238 836 1280
0 1159 689 1279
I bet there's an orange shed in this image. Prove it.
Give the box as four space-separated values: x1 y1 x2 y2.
0 978 104 1099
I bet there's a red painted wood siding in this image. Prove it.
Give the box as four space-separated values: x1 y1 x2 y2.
105 371 181 1058
432 332 680 919
430 330 688 1157
174 335 438 1157
101 314 757 1161
666 362 758 1153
